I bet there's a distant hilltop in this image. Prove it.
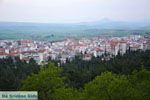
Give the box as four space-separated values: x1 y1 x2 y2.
0 20 150 41
1 19 150 29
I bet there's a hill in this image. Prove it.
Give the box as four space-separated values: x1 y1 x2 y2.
0 20 150 41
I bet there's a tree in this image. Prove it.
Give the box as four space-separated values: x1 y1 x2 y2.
20 62 65 100
129 68 150 100
82 70 150 100
0 57 40 90
54 88 81 100
62 50 150 89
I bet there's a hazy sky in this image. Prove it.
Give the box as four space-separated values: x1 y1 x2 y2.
0 0 150 23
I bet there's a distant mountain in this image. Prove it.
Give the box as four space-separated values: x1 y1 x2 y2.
0 20 150 40
79 18 150 29
0 19 150 30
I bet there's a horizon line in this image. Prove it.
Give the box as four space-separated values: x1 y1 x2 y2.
0 19 150 24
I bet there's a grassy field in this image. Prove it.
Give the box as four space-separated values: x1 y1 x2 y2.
0 22 150 41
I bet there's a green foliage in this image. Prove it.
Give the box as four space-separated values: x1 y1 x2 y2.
1 50 150 99
62 50 150 89
129 69 150 100
54 88 81 100
0 57 40 90
82 70 150 100
20 66 150 100
20 62 82 100
20 62 65 100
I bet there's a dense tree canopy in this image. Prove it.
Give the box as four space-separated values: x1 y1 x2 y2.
19 63 150 100
20 62 80 100
62 50 150 88
0 57 40 90
0 50 150 100
82 69 150 100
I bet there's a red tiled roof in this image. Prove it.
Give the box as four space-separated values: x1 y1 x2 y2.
130 45 140 48
119 40 127 43
17 39 32 43
0 52 8 56
21 51 37 54
8 52 20 56
37 49 46 53
21 58 31 61
95 48 104 52
143 42 150 45
0 48 5 52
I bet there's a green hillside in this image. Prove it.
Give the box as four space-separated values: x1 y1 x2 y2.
0 22 150 41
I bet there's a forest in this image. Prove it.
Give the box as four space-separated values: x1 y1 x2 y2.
0 50 150 100
0 57 40 90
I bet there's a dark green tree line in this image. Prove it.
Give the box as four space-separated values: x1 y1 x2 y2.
20 62 150 100
0 57 40 90
62 50 150 88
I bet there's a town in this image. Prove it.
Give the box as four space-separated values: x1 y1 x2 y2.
0 35 150 65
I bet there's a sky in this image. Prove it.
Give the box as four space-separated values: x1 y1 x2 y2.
0 0 150 23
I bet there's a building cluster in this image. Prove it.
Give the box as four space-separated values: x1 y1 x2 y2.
0 35 150 64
